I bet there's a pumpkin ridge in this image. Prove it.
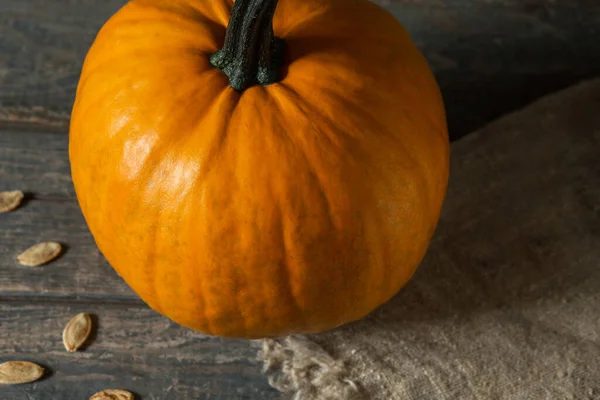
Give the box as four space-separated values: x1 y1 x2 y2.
186 186 213 336
274 84 358 154
279 0 405 44
313 84 409 145
114 132 187 315
129 0 229 29
270 145 341 333
133 170 165 315
257 90 310 332
276 3 330 38
272 85 433 305
276 199 308 332
73 71 134 126
199 92 241 336
262 88 341 333
311 84 424 175
92 3 225 61
203 89 239 177
146 221 163 314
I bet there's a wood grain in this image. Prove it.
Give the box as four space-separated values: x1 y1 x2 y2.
1 0 600 138
0 0 127 117
0 197 138 300
0 200 138 301
0 129 72 197
384 1 600 138
0 302 280 400
0 128 136 300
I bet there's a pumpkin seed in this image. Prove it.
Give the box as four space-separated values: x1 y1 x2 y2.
89 389 135 400
17 242 62 266
0 361 44 384
63 312 92 352
0 190 24 213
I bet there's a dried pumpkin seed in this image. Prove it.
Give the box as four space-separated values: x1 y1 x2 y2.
63 312 92 352
0 361 44 384
0 190 24 213
17 242 62 266
89 389 135 400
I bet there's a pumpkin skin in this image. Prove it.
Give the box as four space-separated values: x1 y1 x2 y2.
69 0 449 338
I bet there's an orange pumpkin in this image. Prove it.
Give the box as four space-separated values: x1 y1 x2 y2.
69 0 449 338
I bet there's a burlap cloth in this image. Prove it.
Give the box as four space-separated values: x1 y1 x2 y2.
259 79 600 400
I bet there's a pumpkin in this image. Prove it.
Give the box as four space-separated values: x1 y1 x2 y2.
69 0 449 338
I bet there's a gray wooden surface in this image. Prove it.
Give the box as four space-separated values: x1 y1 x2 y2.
1 0 600 399
1 303 276 400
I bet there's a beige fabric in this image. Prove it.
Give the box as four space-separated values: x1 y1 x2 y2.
259 79 600 400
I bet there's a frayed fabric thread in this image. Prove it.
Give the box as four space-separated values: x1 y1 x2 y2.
259 336 364 400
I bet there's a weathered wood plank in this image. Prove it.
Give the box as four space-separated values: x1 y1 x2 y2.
0 198 138 300
384 1 600 137
0 129 131 300
0 129 72 197
1 0 600 138
0 0 127 123
0 302 280 400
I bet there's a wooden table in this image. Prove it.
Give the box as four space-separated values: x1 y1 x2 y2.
1 1 599 399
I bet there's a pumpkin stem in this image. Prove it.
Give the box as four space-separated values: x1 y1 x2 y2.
211 0 285 92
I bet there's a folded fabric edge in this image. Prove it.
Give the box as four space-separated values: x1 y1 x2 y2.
259 336 365 400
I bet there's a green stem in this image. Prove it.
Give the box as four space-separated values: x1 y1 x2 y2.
210 0 286 92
